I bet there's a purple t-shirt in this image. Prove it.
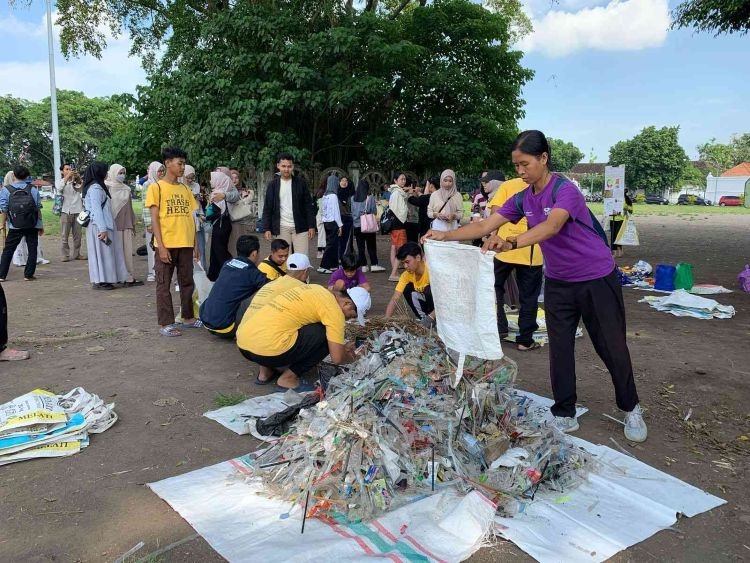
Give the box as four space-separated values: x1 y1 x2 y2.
497 176 614 282
329 267 368 289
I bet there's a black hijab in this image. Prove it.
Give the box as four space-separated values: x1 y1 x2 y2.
82 161 110 199
353 179 369 203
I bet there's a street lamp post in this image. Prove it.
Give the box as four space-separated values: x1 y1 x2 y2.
45 0 61 187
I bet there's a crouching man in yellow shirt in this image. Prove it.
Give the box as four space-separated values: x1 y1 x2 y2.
236 281 371 392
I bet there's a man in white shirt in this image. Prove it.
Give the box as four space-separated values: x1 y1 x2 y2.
261 153 316 258
56 163 85 261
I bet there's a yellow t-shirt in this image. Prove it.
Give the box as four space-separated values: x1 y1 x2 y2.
258 257 288 281
145 181 198 248
395 264 430 293
241 275 303 324
487 178 543 266
237 284 345 356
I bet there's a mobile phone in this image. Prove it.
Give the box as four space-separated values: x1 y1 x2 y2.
102 237 112 246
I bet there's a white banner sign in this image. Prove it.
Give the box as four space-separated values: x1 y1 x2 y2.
604 165 625 217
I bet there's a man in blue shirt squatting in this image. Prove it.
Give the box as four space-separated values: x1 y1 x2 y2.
199 235 269 338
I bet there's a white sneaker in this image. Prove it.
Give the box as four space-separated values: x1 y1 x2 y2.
624 404 648 442
39 259 50 265
316 251 323 259
146 274 155 282
370 264 386 272
552 416 580 433
317 267 332 274
361 266 369 273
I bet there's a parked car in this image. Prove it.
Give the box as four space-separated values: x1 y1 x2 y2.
718 195 741 207
645 194 669 205
38 188 55 200
677 194 711 206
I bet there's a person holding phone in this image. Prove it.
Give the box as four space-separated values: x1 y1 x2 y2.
82 162 130 290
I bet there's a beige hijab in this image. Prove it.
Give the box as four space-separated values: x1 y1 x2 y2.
105 163 131 219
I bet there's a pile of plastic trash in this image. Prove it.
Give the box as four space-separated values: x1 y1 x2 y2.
0 387 118 465
244 327 595 522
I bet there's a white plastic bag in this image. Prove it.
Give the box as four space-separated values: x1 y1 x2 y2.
193 261 213 306
614 216 639 246
424 241 503 386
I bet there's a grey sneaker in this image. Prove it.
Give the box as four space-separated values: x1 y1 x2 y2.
624 404 648 442
552 416 580 433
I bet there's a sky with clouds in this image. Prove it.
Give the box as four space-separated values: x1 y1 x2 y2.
0 0 747 162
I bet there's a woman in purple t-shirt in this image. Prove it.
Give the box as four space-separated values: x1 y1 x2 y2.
424 130 647 444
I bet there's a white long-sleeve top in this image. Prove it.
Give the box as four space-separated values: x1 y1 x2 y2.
321 193 343 227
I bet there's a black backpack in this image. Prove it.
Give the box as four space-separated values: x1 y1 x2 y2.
8 185 38 229
513 175 608 246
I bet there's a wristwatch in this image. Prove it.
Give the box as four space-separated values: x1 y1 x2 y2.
509 239 518 250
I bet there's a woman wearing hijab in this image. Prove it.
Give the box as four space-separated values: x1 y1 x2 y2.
351 179 385 273
227 168 256 258
206 170 235 281
409 177 437 238
428 169 464 232
337 175 354 259
84 162 126 290
182 165 207 269
143 161 165 282
317 175 342 274
105 164 142 286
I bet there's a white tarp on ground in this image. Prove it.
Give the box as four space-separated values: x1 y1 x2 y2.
496 436 725 562
149 435 724 563
149 456 497 563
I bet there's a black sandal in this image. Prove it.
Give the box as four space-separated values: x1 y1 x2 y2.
123 280 144 287
517 342 541 351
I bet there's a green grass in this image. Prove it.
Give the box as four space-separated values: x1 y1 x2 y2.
213 392 249 408
588 202 750 216
39 199 144 237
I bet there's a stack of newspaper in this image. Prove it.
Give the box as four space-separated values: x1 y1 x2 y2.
0 388 117 465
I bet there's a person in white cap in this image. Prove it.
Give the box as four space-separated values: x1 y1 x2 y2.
237 277 364 392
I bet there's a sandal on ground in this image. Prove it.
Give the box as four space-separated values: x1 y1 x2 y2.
93 283 115 290
275 381 316 393
388 275 400 282
0 348 30 361
255 368 283 385
159 324 182 337
180 319 204 328
123 279 144 287
517 342 541 351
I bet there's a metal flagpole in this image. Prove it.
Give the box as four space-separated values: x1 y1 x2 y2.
45 0 62 187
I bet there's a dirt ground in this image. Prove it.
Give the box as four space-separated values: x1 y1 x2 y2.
0 214 748 562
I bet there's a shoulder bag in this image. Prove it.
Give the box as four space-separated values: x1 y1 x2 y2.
360 195 379 234
228 190 255 222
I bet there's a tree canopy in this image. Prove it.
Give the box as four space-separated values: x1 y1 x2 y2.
548 138 584 173
671 0 750 36
608 126 689 193
697 134 750 175
0 91 129 177
47 0 533 175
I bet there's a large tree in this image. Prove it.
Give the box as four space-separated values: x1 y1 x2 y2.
0 91 130 177
672 0 750 36
547 138 584 173
697 133 750 175
608 126 689 193
95 0 533 174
